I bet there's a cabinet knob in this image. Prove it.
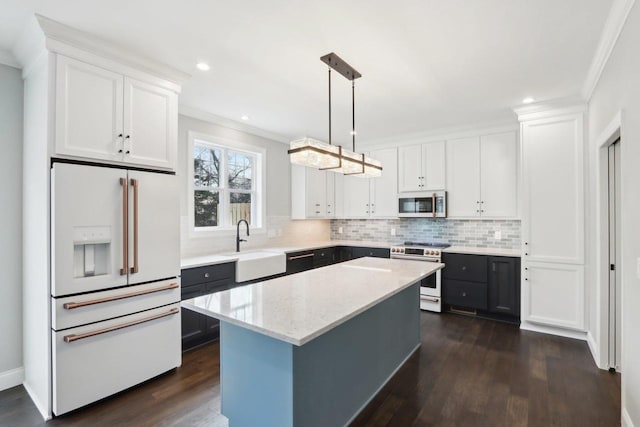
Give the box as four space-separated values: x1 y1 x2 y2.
204 273 210 278
462 292 467 297
525 253 528 256
118 149 123 153
125 135 131 139
126 150 130 154
118 133 123 138
461 266 467 271
525 278 528 281
315 211 321 214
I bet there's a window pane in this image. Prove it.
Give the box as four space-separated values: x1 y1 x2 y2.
230 192 252 225
194 190 220 227
228 151 253 190
194 144 221 188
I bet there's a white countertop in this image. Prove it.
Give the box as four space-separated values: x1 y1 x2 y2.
443 246 521 257
180 254 239 269
182 257 443 346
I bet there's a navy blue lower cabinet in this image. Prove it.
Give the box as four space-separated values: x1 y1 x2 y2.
180 262 235 351
488 256 521 317
350 247 391 259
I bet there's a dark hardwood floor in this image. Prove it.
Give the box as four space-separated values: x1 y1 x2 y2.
0 312 620 427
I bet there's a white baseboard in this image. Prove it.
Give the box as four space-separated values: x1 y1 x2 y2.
520 321 588 341
586 331 605 369
23 380 52 421
623 407 635 427
0 367 24 391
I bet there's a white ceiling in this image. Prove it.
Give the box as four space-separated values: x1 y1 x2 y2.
0 0 613 145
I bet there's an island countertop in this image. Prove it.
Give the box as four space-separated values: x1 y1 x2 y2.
182 257 443 346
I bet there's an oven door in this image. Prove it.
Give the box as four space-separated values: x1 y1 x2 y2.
420 266 441 298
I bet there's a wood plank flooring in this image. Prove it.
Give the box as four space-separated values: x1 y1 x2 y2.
0 312 620 426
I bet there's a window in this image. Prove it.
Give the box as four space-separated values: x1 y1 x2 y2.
191 134 264 231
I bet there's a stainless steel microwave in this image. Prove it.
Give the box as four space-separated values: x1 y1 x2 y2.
398 191 447 217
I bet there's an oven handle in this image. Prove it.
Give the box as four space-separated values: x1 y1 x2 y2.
63 307 179 343
391 254 441 262
420 296 440 303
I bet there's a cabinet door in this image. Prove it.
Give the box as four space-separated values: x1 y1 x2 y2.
333 173 345 218
55 55 124 162
488 257 520 316
398 145 423 192
181 306 208 350
326 172 336 218
305 168 327 218
522 115 584 264
123 77 177 170
422 141 446 190
370 148 398 217
127 170 180 285
523 262 584 330
343 175 371 218
480 132 517 217
446 137 481 217
52 163 128 297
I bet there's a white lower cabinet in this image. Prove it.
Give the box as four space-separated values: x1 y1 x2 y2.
523 262 585 331
52 303 181 415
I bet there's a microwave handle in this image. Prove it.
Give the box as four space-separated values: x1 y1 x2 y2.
432 193 436 218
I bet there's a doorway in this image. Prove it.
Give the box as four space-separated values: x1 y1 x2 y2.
607 139 621 372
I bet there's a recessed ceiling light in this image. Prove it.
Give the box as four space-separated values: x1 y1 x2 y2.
522 97 535 104
196 62 210 71
241 115 250 121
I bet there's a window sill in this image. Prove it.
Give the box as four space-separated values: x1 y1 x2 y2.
189 226 266 239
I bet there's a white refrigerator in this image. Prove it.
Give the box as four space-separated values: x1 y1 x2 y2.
51 162 181 415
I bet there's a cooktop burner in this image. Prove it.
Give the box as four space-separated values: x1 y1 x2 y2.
402 241 450 249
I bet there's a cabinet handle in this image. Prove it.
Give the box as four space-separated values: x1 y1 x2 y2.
288 253 314 260
315 211 321 214
118 149 123 153
125 135 131 139
63 308 179 343
118 133 123 138
63 283 179 310
125 150 130 154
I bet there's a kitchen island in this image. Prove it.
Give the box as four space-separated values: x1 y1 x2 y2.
182 257 443 427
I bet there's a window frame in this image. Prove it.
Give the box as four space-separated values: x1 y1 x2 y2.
188 131 266 237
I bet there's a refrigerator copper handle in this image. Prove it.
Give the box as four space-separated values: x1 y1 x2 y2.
120 178 128 275
63 308 179 343
63 283 179 310
432 193 436 218
130 178 139 274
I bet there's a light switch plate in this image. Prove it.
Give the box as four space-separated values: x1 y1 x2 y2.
494 231 502 240
390 228 396 236
338 227 343 234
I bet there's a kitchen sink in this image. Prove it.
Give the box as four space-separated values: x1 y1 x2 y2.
233 250 286 283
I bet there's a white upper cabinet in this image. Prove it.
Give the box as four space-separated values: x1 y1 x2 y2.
123 77 177 170
343 175 371 218
55 55 178 170
291 165 335 219
370 147 398 218
55 56 124 163
446 137 481 217
480 132 518 217
446 132 517 218
398 141 445 192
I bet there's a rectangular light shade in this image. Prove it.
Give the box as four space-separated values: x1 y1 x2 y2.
288 138 341 169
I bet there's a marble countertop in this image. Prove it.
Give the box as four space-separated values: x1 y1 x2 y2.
443 246 521 257
182 257 443 346
180 254 240 269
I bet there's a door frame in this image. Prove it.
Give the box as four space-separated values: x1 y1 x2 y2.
593 110 624 371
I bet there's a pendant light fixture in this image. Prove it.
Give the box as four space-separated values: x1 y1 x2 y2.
288 53 382 178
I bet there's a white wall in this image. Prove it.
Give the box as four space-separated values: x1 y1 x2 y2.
178 114 329 257
588 2 640 424
0 63 23 387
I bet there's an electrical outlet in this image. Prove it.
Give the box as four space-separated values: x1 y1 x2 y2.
390 228 396 236
494 231 502 240
338 227 343 234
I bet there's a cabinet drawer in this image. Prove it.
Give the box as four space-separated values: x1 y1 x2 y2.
351 247 390 259
53 278 180 331
181 262 235 287
53 303 181 415
442 253 488 282
286 251 315 274
444 279 487 310
313 247 336 267
181 276 234 300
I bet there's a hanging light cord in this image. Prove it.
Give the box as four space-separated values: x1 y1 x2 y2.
328 68 332 145
352 79 356 152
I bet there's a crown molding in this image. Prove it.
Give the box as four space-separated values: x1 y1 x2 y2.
582 0 636 100
360 118 519 149
12 14 191 85
513 97 587 122
179 104 290 144
0 49 20 69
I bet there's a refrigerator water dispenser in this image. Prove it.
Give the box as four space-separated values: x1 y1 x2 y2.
73 226 111 278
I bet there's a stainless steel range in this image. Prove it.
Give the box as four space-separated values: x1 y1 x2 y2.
390 241 449 312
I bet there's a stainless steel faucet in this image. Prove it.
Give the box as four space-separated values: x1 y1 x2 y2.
236 219 250 252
